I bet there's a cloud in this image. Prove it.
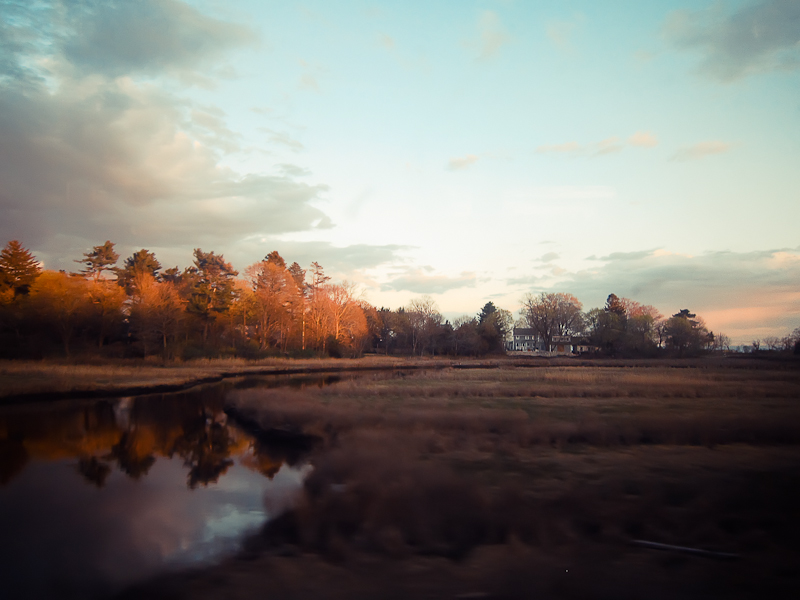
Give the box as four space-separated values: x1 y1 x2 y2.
634 50 657 63
61 0 257 78
382 268 477 294
378 34 395 50
535 141 581 154
299 73 320 92
671 141 731 161
664 0 800 81
506 274 543 286
594 137 623 156
474 11 510 60
537 133 657 157
0 0 335 272
546 14 585 54
277 164 311 177
552 247 800 343
229 240 408 277
261 128 304 150
538 252 560 263
190 107 241 153
628 131 658 147
297 59 323 92
587 249 659 262
447 154 479 170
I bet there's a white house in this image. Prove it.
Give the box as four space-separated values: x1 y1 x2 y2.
509 327 544 352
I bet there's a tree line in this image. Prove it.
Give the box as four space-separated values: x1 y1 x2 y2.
521 292 731 357
0 240 510 359
1 240 798 359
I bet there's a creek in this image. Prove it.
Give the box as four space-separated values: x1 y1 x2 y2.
0 373 360 600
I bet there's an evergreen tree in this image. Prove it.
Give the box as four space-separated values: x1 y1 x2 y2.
264 250 287 269
604 293 626 316
0 240 41 298
188 249 238 341
76 241 119 281
478 301 497 324
288 262 306 293
117 249 162 293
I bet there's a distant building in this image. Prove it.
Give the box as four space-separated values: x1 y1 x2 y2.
572 337 597 354
550 335 574 355
509 328 595 356
510 327 543 352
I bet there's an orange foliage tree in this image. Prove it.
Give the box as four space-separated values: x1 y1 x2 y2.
29 271 93 356
129 274 185 357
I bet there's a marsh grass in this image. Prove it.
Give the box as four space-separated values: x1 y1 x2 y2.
210 364 800 598
114 363 800 599
0 355 415 398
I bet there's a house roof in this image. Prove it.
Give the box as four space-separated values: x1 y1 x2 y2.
512 327 536 336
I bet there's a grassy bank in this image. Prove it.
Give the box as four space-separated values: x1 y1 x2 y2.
1 354 794 402
120 364 800 599
0 356 415 401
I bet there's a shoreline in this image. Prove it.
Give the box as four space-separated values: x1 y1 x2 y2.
0 354 794 405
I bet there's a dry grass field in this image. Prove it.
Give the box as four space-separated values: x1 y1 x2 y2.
120 361 800 600
0 356 416 400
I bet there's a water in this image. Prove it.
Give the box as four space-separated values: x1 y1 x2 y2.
0 374 343 599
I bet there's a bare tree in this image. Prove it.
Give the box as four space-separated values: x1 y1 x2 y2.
520 292 584 351
406 295 442 355
713 332 731 352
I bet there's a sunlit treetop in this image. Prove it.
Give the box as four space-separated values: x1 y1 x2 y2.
0 240 42 298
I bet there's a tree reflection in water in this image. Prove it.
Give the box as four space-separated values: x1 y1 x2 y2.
0 377 329 600
173 413 235 488
77 456 111 487
0 382 321 489
108 431 157 480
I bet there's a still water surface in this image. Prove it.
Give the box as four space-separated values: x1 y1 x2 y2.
0 373 353 599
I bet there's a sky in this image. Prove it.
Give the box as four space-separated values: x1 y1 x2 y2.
1 0 798 343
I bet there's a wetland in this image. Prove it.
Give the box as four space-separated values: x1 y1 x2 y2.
1 359 799 599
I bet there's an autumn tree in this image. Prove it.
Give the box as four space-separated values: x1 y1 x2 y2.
624 301 662 353
129 274 185 357
0 240 41 299
245 254 300 350
520 292 584 351
325 281 368 356
86 278 127 348
305 262 331 351
359 301 383 354
585 294 662 356
76 241 119 281
29 271 93 356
